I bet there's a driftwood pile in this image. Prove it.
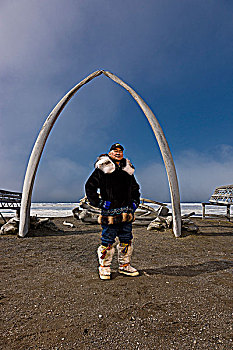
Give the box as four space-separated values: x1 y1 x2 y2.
0 215 58 235
147 212 199 233
72 197 166 226
0 198 199 235
0 216 20 235
72 197 199 233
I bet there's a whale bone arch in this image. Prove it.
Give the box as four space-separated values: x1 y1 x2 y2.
19 70 181 237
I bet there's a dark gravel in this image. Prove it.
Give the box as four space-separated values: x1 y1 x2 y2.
1 217 233 350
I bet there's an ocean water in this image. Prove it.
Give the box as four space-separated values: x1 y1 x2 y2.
2 202 233 217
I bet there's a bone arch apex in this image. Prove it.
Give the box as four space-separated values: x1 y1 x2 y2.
19 70 181 238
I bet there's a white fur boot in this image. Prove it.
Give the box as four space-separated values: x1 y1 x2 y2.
117 242 139 277
97 244 115 280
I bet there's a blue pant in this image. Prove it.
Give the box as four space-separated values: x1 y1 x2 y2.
101 222 133 246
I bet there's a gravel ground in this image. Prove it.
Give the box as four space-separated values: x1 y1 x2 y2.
1 217 233 350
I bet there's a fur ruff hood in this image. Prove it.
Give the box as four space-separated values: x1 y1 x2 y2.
95 154 135 175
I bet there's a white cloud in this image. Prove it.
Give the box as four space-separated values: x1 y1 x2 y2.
137 147 233 202
1 140 232 203
32 156 89 202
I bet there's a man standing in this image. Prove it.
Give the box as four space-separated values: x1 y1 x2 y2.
85 143 140 280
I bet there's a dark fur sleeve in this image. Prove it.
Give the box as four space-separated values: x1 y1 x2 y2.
85 169 102 207
131 175 140 207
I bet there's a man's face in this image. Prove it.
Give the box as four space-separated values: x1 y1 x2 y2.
109 147 123 161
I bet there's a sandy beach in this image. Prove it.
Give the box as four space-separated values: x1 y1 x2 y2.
1 217 233 350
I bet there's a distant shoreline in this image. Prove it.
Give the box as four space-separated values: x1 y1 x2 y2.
1 202 232 219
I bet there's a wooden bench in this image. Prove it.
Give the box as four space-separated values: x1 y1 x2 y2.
0 189 22 223
202 185 233 221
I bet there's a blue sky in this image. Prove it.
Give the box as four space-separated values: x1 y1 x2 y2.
0 0 232 202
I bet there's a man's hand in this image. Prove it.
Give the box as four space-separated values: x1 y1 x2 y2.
132 202 137 212
102 201 111 209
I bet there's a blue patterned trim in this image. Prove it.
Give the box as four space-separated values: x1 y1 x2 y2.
101 206 133 216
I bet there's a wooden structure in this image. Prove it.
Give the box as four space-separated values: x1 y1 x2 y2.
202 185 233 221
0 189 22 223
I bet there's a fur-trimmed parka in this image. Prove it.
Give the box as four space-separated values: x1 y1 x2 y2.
85 154 140 212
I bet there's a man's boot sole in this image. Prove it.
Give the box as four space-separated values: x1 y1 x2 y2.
99 274 111 280
118 269 139 277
